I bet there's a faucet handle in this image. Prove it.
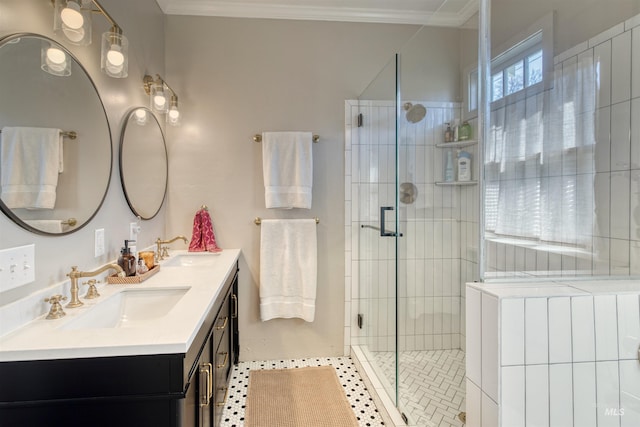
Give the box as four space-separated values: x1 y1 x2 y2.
83 279 101 299
44 295 67 319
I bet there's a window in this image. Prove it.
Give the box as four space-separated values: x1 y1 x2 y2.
464 12 554 118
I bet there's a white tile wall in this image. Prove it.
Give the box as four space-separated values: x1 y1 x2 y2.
572 296 596 362
346 100 475 354
548 297 573 363
549 363 574 427
467 281 640 427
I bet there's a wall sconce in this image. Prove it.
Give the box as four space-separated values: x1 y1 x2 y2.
41 41 71 76
143 74 181 126
52 0 128 78
134 108 148 126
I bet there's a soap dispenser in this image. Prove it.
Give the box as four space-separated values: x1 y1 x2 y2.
118 240 136 277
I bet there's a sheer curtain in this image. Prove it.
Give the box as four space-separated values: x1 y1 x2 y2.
485 53 596 247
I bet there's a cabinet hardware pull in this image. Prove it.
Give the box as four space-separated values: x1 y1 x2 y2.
217 351 229 369
231 294 238 319
216 386 229 407
216 316 228 330
199 363 213 406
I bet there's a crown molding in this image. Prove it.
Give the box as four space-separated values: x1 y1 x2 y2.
156 0 478 27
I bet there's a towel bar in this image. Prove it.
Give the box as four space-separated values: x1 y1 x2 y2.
253 134 319 143
0 129 77 140
255 217 319 225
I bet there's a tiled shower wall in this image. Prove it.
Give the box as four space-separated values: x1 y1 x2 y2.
344 100 479 354
485 14 640 278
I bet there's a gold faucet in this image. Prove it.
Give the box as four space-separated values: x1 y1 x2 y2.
66 264 125 308
155 235 188 261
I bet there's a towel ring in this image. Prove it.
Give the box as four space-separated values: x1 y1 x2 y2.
253 134 319 143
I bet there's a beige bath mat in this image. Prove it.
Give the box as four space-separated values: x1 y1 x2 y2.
244 366 359 427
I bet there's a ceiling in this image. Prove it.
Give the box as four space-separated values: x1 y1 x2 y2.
155 0 479 27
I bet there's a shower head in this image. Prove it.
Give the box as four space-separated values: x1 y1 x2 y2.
403 102 426 123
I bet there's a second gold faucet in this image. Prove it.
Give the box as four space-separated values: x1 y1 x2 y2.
155 235 188 262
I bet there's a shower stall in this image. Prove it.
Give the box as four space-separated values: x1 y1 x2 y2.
347 0 640 425
346 22 479 427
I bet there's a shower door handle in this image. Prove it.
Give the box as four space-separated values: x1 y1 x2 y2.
380 206 402 237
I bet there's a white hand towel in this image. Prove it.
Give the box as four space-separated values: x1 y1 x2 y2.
262 131 313 209
0 127 63 209
24 219 63 233
260 219 317 322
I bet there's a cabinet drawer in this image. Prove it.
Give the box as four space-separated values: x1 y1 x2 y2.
214 328 230 426
213 291 230 349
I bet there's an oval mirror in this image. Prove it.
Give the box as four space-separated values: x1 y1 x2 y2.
0 33 112 235
119 107 167 219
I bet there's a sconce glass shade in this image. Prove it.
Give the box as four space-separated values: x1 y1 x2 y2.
150 82 168 114
41 42 71 76
53 0 92 46
167 95 181 126
134 108 148 126
101 28 128 78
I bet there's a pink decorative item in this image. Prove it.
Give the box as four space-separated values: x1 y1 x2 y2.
189 208 222 253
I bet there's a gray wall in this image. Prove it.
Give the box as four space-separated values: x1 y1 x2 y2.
0 0 166 305
491 0 640 54
164 16 419 360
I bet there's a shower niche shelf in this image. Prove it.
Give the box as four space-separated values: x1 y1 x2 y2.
436 139 477 148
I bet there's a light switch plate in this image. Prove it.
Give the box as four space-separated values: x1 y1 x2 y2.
95 228 105 257
0 244 35 292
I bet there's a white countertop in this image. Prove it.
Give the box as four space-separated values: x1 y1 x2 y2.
0 249 240 362
468 278 640 298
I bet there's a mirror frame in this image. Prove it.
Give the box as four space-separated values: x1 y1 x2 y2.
118 107 168 220
0 33 113 236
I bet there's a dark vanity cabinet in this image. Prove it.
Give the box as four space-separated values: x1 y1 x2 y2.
0 264 239 427
191 275 238 426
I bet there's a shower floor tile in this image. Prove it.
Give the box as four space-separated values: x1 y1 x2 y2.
220 356 386 427
373 349 465 427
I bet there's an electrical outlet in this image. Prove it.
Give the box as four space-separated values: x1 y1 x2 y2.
95 228 105 257
0 244 35 292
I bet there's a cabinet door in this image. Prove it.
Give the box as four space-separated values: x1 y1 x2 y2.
231 275 239 365
197 333 214 427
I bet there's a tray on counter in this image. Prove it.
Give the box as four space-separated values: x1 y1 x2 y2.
107 264 160 284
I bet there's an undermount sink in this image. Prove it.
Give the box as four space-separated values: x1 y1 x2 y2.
162 253 220 267
60 287 190 330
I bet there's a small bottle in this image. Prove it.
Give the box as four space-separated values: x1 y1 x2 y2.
457 150 472 182
444 123 453 143
459 121 472 141
444 150 455 182
452 120 459 142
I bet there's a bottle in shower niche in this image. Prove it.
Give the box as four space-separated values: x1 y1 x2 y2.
457 150 472 182
459 121 472 141
444 150 455 182
444 123 453 143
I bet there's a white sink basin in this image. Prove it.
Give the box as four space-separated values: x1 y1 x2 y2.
60 287 190 330
162 253 220 267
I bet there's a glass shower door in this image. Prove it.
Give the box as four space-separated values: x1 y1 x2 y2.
356 54 401 407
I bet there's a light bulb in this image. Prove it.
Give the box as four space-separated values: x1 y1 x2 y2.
105 45 124 74
134 108 148 125
169 109 180 120
60 1 84 30
46 47 66 65
153 93 166 110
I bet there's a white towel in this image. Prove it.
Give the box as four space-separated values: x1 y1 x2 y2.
0 127 63 209
260 219 317 322
24 220 63 233
262 131 313 209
